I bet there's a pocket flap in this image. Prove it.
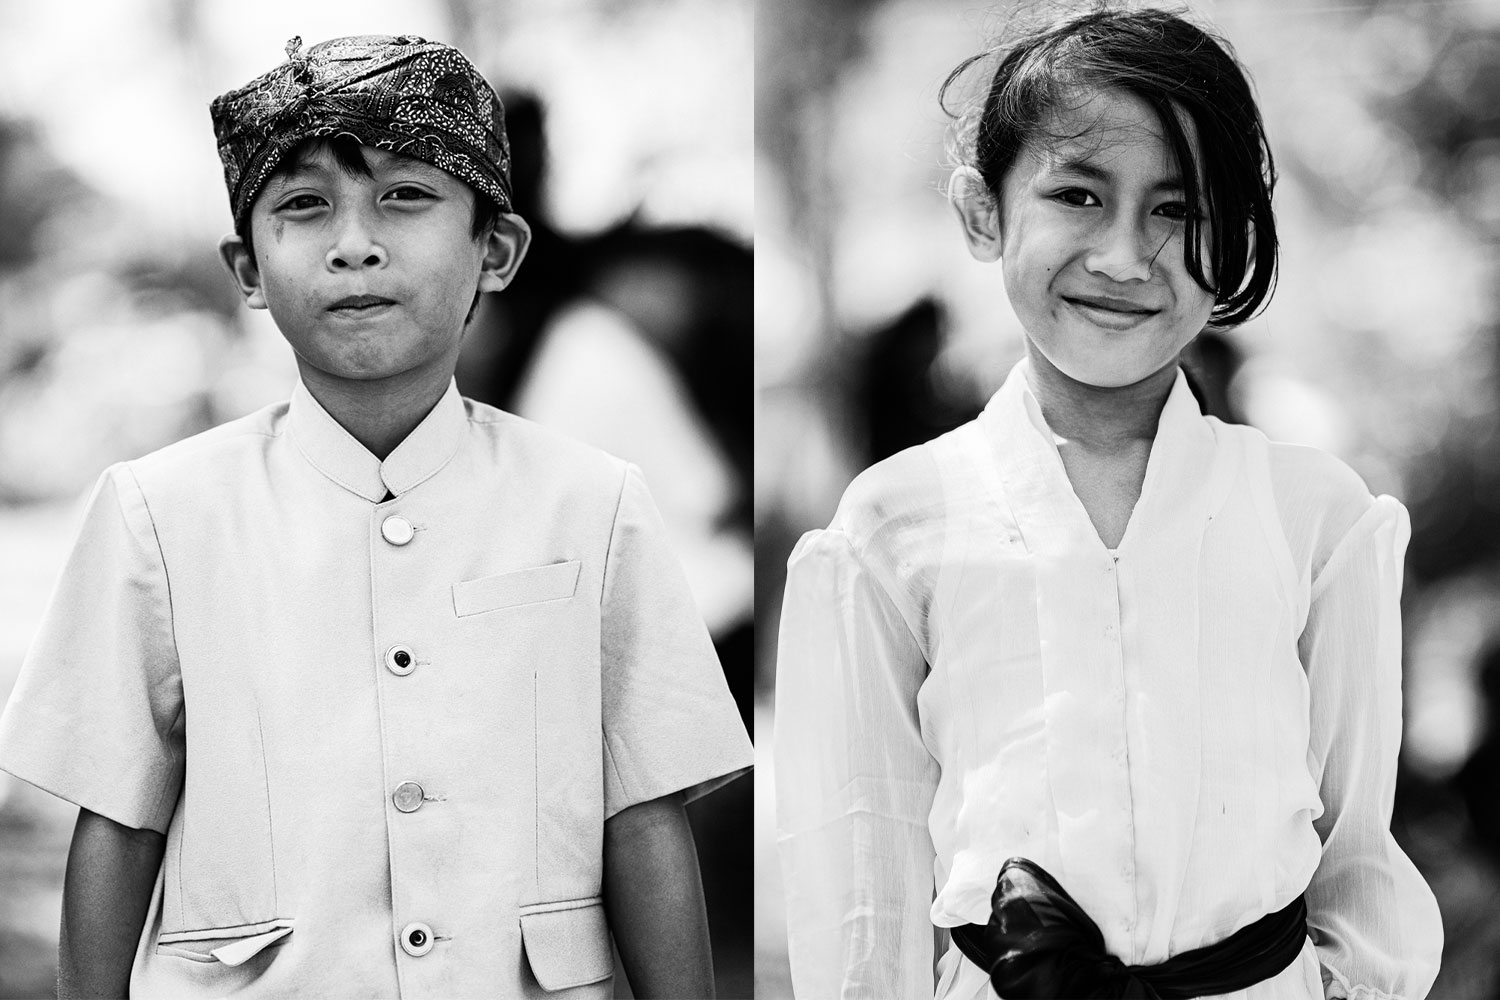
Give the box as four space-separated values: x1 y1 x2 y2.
157 918 294 965
519 897 613 991
453 560 581 617
212 926 293 966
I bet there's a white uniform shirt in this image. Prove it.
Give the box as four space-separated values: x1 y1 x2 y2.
0 379 753 998
774 361 1442 1000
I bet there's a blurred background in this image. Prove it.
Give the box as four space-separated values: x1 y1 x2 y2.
0 0 751 997
755 0 1500 997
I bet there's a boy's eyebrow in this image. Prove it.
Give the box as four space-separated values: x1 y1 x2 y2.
265 161 333 189
271 154 446 185
1049 156 1184 192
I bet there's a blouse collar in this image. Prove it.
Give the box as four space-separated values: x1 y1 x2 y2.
287 378 467 502
979 358 1219 558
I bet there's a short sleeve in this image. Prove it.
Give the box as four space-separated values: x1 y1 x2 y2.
1301 496 1443 999
774 527 940 1000
599 463 751 818
0 464 184 834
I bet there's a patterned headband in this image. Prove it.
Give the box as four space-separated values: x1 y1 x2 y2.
210 34 513 230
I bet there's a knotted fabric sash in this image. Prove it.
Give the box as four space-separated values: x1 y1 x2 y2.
949 858 1308 999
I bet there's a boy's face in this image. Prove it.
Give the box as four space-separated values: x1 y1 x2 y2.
951 87 1217 389
219 142 528 388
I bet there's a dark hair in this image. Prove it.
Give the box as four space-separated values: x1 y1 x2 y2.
940 5 1278 327
237 136 503 262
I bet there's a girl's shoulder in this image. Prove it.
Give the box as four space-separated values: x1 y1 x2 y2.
1239 425 1397 579
830 418 989 547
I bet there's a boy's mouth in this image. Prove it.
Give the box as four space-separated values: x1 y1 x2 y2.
329 295 397 314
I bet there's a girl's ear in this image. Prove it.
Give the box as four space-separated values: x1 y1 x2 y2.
477 214 532 292
948 167 1003 263
218 235 267 309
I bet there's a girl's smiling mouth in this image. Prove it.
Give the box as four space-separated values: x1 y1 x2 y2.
1062 294 1159 330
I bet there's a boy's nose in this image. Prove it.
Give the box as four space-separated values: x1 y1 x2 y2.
326 230 388 272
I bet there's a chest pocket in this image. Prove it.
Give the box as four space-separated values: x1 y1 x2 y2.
452 561 581 617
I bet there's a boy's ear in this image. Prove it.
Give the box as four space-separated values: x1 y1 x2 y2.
477 214 532 293
948 167 1003 263
218 235 268 309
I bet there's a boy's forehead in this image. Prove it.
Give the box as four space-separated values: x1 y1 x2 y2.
270 144 450 185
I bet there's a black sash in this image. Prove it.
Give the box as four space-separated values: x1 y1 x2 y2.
949 858 1308 999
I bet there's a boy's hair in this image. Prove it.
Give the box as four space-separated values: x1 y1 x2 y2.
941 6 1278 327
236 136 503 263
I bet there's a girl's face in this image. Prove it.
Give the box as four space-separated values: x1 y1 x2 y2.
956 87 1216 388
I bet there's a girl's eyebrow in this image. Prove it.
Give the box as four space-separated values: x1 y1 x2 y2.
1049 156 1184 192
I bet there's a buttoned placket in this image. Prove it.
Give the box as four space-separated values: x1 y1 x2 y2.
980 364 1224 960
285 380 469 989
372 492 447 981
1101 550 1136 945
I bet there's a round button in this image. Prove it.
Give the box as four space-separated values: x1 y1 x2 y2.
392 781 425 813
381 516 414 546
385 644 416 676
399 921 434 957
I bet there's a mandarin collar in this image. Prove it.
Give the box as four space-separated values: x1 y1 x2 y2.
287 378 467 502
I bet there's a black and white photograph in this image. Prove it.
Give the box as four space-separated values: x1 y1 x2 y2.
3 0 1500 997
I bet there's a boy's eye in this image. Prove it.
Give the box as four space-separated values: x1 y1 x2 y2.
1053 188 1100 208
276 194 327 212
385 186 435 202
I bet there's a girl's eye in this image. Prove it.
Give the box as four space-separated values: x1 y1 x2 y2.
1054 188 1100 207
1155 201 1196 222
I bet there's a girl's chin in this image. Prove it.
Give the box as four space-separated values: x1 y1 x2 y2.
1026 331 1189 390
1033 348 1173 390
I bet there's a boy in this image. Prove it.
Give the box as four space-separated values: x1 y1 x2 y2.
0 34 752 998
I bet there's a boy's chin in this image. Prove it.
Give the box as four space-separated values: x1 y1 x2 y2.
295 352 434 385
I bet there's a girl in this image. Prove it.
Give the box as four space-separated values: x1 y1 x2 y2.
774 7 1444 999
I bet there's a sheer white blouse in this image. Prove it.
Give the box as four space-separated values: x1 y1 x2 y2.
774 361 1442 1000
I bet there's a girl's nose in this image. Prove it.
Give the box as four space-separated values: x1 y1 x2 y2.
325 223 388 272
1084 217 1157 283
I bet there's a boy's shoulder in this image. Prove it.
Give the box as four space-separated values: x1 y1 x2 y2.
459 395 630 496
123 398 289 487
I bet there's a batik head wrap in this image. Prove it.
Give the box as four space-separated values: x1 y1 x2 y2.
210 34 513 230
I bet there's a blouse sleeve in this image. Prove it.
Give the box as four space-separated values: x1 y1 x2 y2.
1300 496 1443 1000
774 527 940 1000
0 464 185 834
